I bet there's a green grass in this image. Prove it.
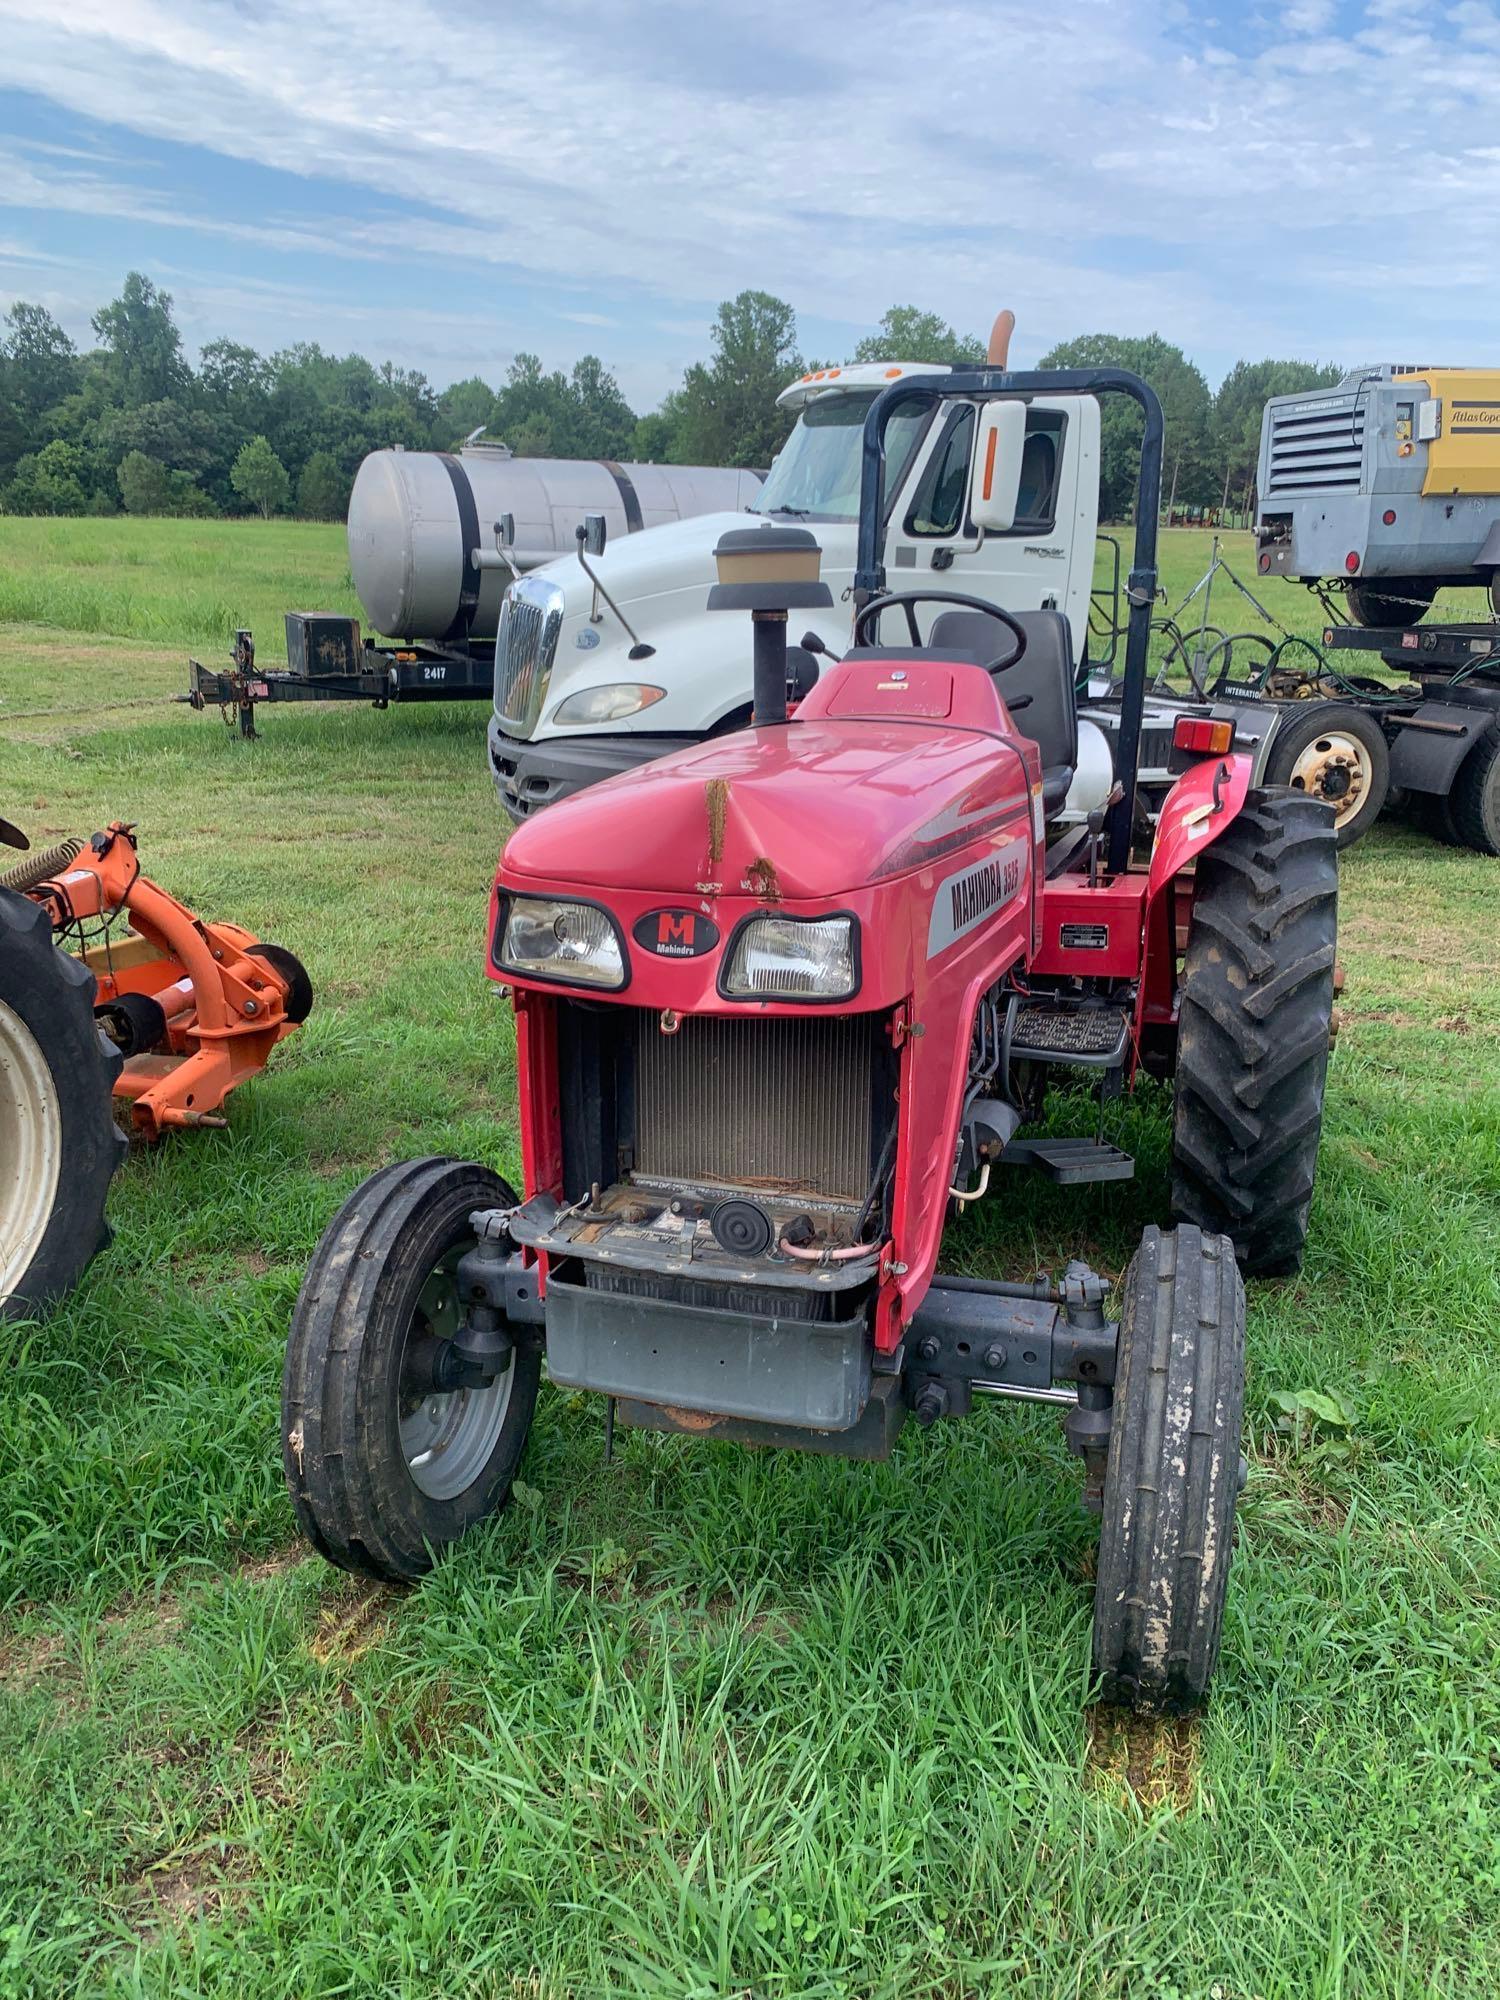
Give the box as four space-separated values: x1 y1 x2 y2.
1 520 1498 1998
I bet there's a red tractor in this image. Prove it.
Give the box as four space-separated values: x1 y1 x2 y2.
283 370 1338 1710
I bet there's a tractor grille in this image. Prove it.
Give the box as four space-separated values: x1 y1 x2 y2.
633 1012 877 1204
494 575 565 734
1264 393 1366 496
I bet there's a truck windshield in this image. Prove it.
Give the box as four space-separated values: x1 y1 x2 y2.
751 390 932 522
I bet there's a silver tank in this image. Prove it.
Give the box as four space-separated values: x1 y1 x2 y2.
347 442 764 642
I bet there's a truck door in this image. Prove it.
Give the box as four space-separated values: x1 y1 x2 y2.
882 400 1090 659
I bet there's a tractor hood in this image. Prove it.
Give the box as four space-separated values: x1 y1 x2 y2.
501 719 1033 901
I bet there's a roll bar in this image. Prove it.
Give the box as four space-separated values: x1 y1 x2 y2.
855 368 1164 877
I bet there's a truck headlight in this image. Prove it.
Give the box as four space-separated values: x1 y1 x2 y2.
495 896 627 989
552 684 666 725
720 914 858 1000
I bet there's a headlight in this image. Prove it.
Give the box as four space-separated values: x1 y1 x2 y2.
552 683 666 726
720 914 858 1000
495 896 627 989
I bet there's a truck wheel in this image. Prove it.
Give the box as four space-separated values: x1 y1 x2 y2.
1450 726 1500 856
1345 579 1433 628
1093 1224 1246 1711
1171 788 1338 1276
282 1157 541 1581
1 888 125 1318
1264 704 1389 849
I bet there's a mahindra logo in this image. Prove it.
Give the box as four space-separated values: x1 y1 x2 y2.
633 908 720 959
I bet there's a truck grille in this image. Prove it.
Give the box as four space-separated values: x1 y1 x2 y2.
633 1013 878 1204
494 576 565 734
1264 394 1366 496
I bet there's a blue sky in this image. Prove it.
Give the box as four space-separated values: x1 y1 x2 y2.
1 0 1497 411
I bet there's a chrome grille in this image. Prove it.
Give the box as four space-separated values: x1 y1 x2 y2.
633 1013 876 1204
494 576 565 733
1265 394 1366 496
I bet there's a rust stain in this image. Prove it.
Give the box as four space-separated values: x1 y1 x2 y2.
661 1405 722 1432
705 778 729 868
745 856 782 902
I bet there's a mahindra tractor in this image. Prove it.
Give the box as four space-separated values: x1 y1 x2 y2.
283 370 1339 1711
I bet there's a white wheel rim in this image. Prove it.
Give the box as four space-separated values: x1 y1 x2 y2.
398 1258 515 1502
1288 731 1374 826
0 995 65 1303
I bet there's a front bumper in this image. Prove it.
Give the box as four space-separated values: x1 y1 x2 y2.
488 714 703 818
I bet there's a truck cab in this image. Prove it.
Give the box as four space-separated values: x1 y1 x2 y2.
489 363 1102 816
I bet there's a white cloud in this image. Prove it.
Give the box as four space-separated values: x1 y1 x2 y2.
0 0 1497 398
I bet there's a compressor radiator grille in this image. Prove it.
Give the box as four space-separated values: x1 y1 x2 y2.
1265 394 1366 496
633 1012 877 1204
494 576 565 733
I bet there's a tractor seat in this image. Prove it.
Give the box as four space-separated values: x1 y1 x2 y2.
929 607 1078 813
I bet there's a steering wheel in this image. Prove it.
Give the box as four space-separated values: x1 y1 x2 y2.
853 590 1029 674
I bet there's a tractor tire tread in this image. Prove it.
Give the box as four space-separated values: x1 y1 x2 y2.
1093 1224 1246 1711
0 885 125 1318
1171 787 1337 1276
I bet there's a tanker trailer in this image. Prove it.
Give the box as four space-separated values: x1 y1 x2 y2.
184 439 764 735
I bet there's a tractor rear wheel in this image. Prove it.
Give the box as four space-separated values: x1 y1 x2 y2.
1093 1224 1246 1711
1171 788 1338 1276
1450 726 1500 856
282 1157 541 1581
1 886 125 1318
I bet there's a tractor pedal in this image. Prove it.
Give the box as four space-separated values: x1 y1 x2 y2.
1008 1003 1130 1068
1000 1137 1135 1184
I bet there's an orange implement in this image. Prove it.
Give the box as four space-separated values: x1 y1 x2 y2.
20 822 311 1140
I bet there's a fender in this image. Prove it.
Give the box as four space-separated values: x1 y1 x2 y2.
1136 752 1254 1034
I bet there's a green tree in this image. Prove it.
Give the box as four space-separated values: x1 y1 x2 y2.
1213 357 1342 514
230 434 291 518
438 374 496 444
1039 332 1216 519
91 272 188 406
2 302 80 433
671 291 803 468
296 448 347 519
116 449 173 514
6 440 88 515
851 306 984 367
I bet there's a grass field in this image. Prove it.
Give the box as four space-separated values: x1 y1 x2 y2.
1 520 1498 1998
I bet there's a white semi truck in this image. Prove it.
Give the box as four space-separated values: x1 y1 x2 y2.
487 359 1113 815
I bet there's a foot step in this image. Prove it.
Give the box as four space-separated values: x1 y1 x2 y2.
1009 1004 1130 1066
1001 1137 1135 1184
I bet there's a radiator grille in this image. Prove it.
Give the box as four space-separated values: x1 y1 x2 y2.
633 1013 877 1203
494 575 565 732
1264 394 1366 496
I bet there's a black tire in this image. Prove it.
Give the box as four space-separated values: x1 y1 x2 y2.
1345 579 1434 628
1450 727 1500 856
1171 788 1338 1276
0 886 126 1319
1264 704 1390 849
1092 1225 1246 1711
1408 787 1463 847
247 941 315 1024
282 1156 540 1581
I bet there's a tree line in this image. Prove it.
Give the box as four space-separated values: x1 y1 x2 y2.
0 272 1339 522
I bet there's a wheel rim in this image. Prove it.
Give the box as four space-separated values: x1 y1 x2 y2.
1287 731 1374 827
0 995 65 1302
397 1253 514 1502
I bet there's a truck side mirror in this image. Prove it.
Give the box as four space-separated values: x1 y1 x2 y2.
580 512 608 558
969 401 1027 534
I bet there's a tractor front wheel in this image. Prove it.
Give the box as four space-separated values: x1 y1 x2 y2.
1092 1224 1246 1711
1 886 124 1318
1171 787 1338 1276
282 1157 541 1581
